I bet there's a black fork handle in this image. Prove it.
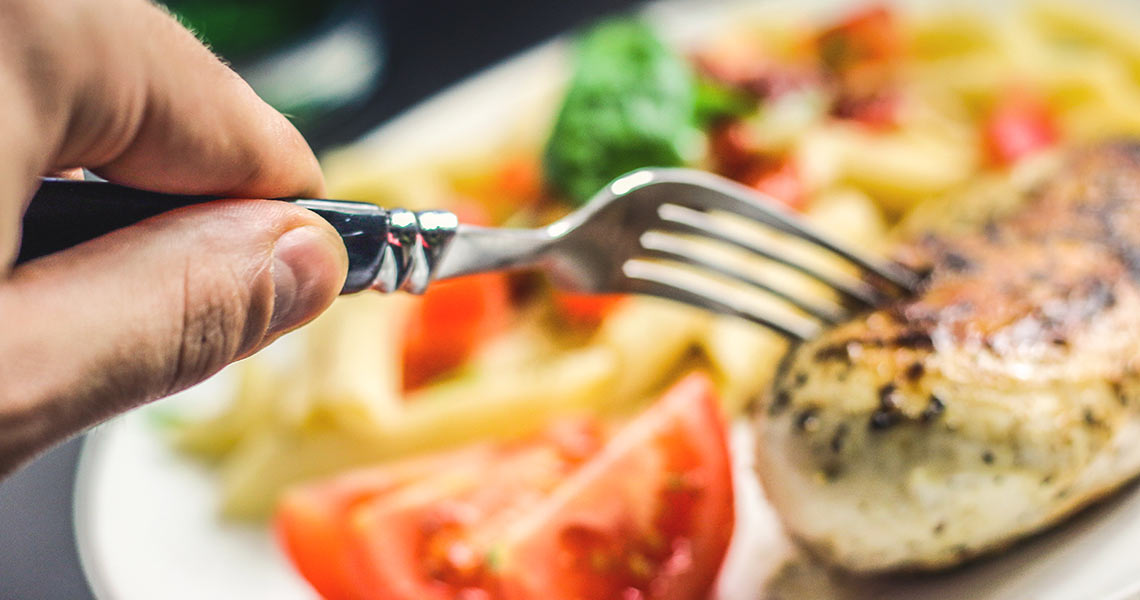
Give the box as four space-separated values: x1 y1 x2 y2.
17 178 389 293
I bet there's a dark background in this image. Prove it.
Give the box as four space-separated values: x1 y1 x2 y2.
0 1 639 598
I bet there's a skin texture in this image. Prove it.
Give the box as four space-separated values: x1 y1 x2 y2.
0 0 349 475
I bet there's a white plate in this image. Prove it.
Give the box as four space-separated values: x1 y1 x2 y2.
74 2 1140 599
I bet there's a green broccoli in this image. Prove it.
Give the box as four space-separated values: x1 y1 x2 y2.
543 20 699 205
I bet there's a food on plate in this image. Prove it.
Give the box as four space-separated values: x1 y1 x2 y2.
277 374 733 600
755 141 1140 572
169 0 1140 583
544 20 696 204
401 271 513 391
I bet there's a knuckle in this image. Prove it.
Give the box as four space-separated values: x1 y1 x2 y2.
163 258 263 395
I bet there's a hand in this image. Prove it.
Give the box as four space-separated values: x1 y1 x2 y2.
0 0 348 475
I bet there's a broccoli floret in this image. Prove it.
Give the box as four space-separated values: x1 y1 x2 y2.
543 20 698 205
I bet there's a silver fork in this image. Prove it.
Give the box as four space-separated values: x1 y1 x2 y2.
22 169 919 340
437 169 918 340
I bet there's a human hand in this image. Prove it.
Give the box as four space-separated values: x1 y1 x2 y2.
0 0 348 475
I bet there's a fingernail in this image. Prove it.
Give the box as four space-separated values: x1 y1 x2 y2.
269 226 342 334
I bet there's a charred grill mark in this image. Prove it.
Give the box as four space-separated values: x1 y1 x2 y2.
1085 279 1117 319
879 383 899 406
814 342 852 363
830 423 849 453
892 330 934 350
795 408 821 433
769 390 792 416
1111 381 1128 406
870 383 903 432
921 394 945 422
983 220 1001 242
814 331 934 366
941 251 974 273
1083 408 1102 428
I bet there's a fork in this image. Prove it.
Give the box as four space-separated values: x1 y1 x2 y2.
19 169 919 340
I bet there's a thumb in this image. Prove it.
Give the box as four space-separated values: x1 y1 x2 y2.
0 200 346 471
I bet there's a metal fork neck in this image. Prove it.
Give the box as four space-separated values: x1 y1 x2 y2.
294 200 458 294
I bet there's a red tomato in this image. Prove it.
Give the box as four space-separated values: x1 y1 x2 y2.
401 198 512 391
402 272 512 390
277 374 734 600
708 119 761 177
275 446 499 600
448 200 494 228
694 49 818 102
831 89 901 130
495 374 734 600
452 156 544 223
495 157 543 205
552 291 628 327
347 427 606 600
744 158 806 212
708 121 806 210
817 5 901 73
983 92 1059 166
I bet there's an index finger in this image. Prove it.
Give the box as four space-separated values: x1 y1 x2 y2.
6 0 325 200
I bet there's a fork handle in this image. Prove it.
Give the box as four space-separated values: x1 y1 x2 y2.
18 178 393 293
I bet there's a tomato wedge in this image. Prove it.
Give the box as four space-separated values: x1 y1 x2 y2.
400 197 513 391
817 5 901 73
401 272 512 390
983 91 1059 166
275 446 501 600
552 291 628 327
745 158 806 212
708 120 806 211
347 435 599 600
495 374 734 600
276 374 734 600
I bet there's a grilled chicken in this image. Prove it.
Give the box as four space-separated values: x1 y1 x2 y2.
752 141 1140 572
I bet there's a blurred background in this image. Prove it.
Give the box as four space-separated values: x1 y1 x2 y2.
0 1 639 598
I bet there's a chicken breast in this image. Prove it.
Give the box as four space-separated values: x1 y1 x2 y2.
752 141 1140 572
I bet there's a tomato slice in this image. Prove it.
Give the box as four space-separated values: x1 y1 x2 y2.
817 5 901 73
402 200 514 391
708 120 806 211
347 439 597 600
278 375 733 600
831 89 900 130
744 158 806 212
983 91 1059 166
401 271 512 390
453 156 544 223
551 291 628 327
275 446 499 600
494 374 734 600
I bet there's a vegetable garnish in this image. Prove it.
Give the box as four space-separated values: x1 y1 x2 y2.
543 20 699 205
275 373 734 600
983 90 1059 167
402 201 513 391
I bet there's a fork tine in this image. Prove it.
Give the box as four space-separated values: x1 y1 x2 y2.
621 260 821 341
638 232 848 324
653 169 920 293
654 204 883 306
